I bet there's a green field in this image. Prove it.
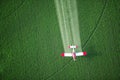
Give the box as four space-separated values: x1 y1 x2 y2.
0 0 120 80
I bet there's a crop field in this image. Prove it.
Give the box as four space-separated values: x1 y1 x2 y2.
0 0 120 80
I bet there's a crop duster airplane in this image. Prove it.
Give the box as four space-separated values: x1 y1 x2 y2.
61 45 87 61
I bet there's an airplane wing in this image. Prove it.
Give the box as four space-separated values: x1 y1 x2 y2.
76 52 87 56
61 53 72 57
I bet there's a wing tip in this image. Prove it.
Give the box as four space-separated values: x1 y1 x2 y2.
83 52 87 56
76 45 78 48
61 53 64 57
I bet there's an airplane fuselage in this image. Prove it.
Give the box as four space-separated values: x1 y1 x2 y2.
72 48 76 61
72 53 76 61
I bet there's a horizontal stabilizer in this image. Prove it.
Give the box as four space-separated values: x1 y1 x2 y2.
68 45 78 48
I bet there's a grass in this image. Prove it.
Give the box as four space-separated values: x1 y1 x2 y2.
0 0 120 80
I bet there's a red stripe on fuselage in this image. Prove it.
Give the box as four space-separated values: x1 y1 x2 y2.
72 53 76 59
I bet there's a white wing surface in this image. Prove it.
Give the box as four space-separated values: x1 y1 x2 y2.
61 53 72 57
76 52 84 56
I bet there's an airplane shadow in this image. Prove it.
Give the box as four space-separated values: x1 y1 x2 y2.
84 45 102 60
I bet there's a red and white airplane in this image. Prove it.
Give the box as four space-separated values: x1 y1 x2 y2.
61 45 87 61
